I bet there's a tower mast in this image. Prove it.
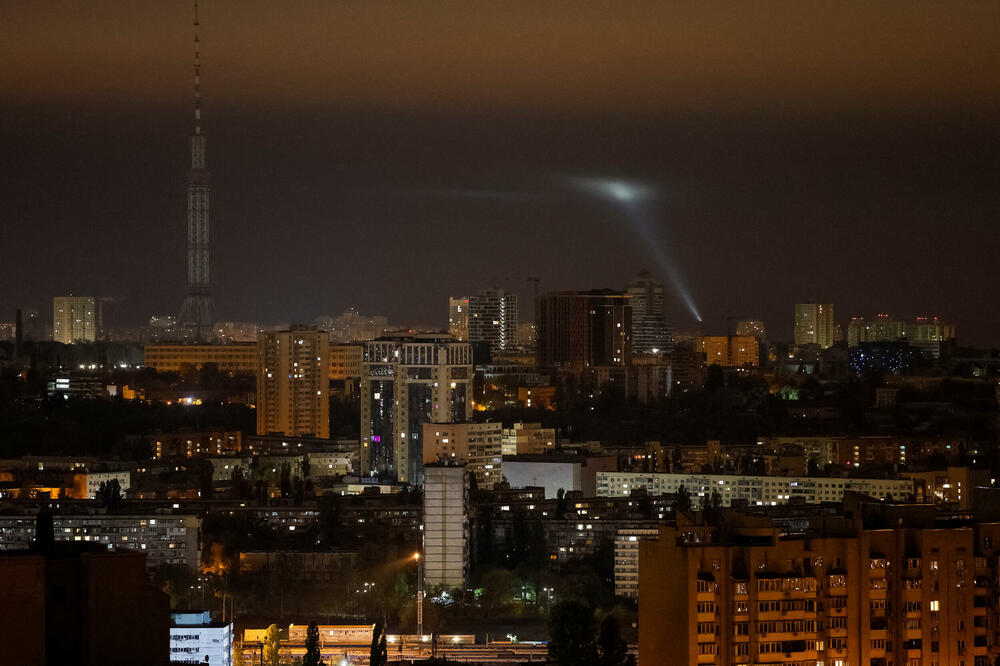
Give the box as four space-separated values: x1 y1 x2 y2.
179 0 214 340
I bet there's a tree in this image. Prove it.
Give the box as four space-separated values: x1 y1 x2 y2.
705 489 724 525
96 478 124 510
303 622 321 666
672 484 692 513
598 614 629 666
370 621 388 666
233 640 247 666
263 623 282 666
548 601 598 666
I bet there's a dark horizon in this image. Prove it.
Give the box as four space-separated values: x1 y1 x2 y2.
2 1 999 344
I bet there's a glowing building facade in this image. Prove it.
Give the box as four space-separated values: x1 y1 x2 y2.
256 327 330 439
640 510 1000 666
794 302 835 349
53 296 96 344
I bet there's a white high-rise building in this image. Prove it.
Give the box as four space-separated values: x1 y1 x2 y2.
793 302 834 348
257 326 330 439
53 296 96 343
423 463 469 589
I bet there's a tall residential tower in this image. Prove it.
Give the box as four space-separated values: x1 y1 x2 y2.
178 1 214 340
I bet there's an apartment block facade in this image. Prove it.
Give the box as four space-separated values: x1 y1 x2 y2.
640 510 1000 666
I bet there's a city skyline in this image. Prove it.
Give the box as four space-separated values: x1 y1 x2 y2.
4 4 1000 665
1 3 999 344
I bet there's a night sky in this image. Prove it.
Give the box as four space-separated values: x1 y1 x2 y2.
2 1 999 343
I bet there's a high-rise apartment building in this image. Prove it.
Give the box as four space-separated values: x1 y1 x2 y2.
794 302 835 348
640 506 1000 666
256 327 330 439
423 463 469 589
448 298 470 341
466 289 518 355
360 334 473 482
627 271 672 355
847 315 956 358
53 296 96 343
536 290 632 370
422 421 503 489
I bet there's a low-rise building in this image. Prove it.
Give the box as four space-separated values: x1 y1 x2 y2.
501 422 556 456
503 455 618 499
74 470 131 499
0 513 201 570
170 610 233 666
143 343 257 374
597 471 915 506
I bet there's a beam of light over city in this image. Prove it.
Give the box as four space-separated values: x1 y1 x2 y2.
568 177 703 322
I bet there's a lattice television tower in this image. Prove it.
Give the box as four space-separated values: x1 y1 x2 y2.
178 0 214 340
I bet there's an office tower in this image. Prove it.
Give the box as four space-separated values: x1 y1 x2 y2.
360 334 473 482
627 271 673 355
423 463 469 589
422 421 503 489
535 289 632 369
793 302 834 348
257 327 330 439
52 296 96 343
639 507 1000 666
448 297 470 341
696 335 760 368
178 3 214 340
468 288 518 355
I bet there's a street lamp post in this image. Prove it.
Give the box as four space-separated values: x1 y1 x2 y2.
413 552 424 637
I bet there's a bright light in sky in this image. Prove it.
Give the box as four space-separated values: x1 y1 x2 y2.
568 176 703 322
570 178 655 204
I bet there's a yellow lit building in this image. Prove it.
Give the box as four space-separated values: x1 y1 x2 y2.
640 507 1000 666
422 421 503 489
143 343 256 374
328 344 363 380
53 296 96 343
697 336 759 368
257 327 330 439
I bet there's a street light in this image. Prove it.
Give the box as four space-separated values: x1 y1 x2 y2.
413 552 423 637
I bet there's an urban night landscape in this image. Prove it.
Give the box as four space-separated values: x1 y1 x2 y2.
2 1 1000 665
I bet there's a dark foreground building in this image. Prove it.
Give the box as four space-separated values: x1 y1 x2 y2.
0 514 169 665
